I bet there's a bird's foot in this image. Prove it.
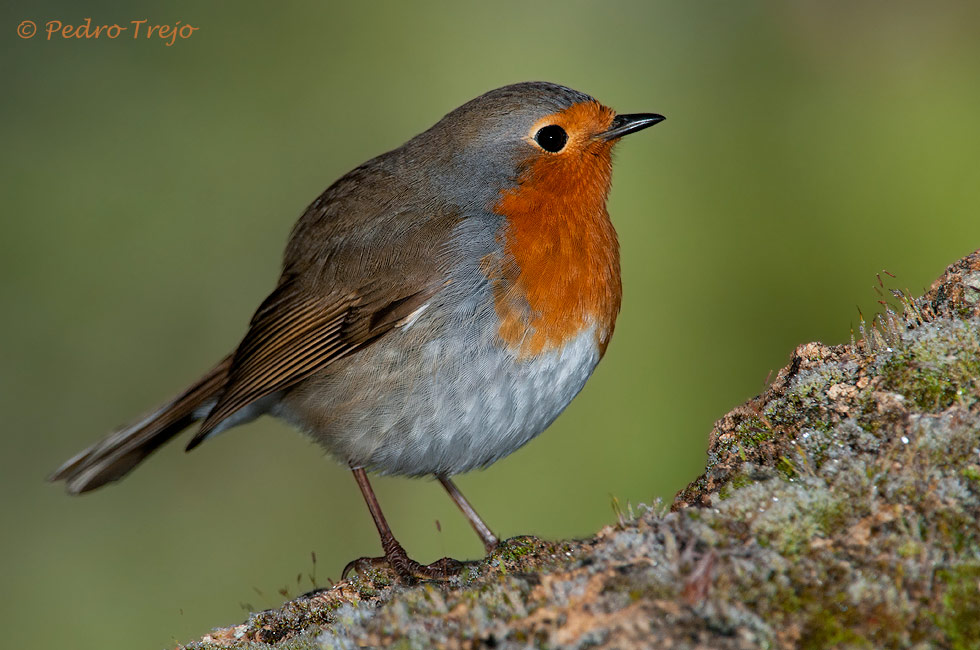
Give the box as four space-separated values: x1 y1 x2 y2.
342 553 463 583
342 533 464 583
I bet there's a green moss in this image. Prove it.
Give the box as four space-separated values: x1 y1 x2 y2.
714 415 779 463
801 608 872 649
897 539 922 558
933 508 980 555
386 638 418 650
488 536 575 576
728 472 753 491
878 328 980 412
956 303 976 320
496 538 534 563
777 456 799 480
770 391 836 431
880 352 956 410
734 416 776 447
758 576 875 649
934 563 980 649
459 563 482 583
812 498 849 535
961 466 980 483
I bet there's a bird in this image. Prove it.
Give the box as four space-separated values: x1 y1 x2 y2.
49 81 664 581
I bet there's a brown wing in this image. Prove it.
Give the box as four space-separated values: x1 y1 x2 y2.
189 155 462 447
190 275 436 446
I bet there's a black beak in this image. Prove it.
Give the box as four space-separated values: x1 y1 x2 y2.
600 113 665 140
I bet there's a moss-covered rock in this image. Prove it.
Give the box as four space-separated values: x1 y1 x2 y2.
185 251 980 650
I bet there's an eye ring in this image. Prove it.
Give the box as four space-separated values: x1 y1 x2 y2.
534 125 568 153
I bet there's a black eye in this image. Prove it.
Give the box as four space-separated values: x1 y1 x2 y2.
534 125 568 153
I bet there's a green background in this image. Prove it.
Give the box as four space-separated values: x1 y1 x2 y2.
3 1 980 648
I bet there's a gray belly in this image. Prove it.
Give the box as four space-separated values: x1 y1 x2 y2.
275 301 601 477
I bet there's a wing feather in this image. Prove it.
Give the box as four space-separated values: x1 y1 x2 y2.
193 278 436 443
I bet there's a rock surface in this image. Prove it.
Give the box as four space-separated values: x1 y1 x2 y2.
185 251 980 650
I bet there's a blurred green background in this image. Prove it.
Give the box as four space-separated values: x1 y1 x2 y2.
3 1 980 648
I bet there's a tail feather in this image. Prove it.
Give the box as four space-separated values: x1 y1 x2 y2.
49 355 232 494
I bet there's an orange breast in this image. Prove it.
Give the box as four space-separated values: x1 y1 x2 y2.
486 101 622 359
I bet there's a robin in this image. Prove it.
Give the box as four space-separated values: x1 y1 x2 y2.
50 81 664 581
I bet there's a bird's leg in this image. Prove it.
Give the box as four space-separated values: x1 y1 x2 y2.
437 476 499 553
343 467 462 582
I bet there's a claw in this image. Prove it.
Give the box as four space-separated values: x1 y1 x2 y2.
341 555 389 580
342 554 463 583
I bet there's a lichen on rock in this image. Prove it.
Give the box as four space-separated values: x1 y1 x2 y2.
185 251 980 650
